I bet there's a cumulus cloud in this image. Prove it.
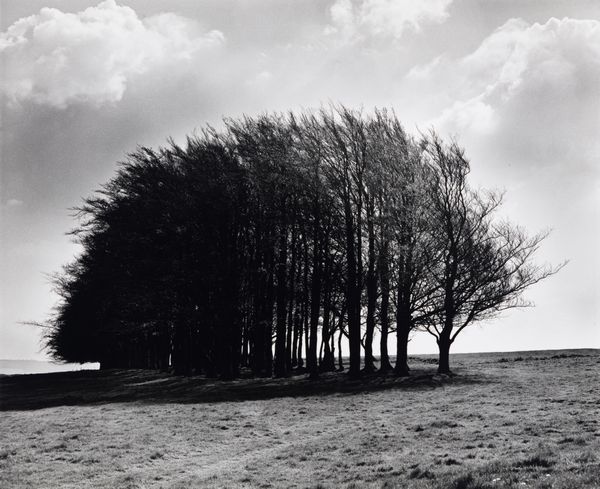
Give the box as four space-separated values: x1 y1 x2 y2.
403 17 600 353
419 17 600 157
0 0 225 108
435 96 496 135
406 17 600 318
325 0 453 41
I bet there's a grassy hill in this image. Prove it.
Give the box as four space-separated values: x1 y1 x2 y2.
1 349 598 488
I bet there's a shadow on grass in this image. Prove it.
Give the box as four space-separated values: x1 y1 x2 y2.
0 367 487 411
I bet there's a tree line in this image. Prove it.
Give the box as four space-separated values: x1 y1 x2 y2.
44 106 559 378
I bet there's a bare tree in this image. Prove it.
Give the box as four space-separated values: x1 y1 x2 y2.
422 133 563 374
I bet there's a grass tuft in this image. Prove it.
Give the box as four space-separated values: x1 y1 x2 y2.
517 454 555 468
431 420 459 428
446 474 489 489
408 467 435 479
445 458 462 466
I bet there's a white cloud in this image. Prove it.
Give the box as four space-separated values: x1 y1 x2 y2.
406 55 442 80
325 0 453 41
0 0 225 108
420 17 600 157
435 95 497 135
404 17 600 354
6 199 24 207
327 0 355 39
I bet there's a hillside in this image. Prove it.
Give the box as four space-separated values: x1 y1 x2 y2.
1 349 599 488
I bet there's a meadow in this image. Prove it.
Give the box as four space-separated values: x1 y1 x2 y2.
1 349 598 488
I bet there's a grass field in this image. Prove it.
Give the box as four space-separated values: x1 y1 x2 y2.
1 349 599 488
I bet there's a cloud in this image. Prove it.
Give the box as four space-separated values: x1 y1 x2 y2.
325 0 453 42
0 0 224 108
406 55 442 80
6 199 24 207
405 18 600 322
404 17 600 355
435 96 496 135
417 17 600 163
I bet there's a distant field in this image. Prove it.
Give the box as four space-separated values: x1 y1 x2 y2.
0 359 99 376
1 349 599 488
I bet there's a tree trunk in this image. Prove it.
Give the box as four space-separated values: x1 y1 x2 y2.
363 198 377 372
378 240 392 373
308 209 322 379
218 255 241 379
344 199 361 378
304 305 309 372
291 307 299 368
394 271 412 376
437 336 452 374
297 302 304 369
394 218 413 376
274 218 288 377
264 249 275 377
285 218 297 371
320 274 335 372
394 324 410 377
337 323 345 371
439 257 457 375
241 310 249 368
250 267 265 376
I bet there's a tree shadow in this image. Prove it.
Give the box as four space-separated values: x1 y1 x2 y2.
0 367 489 411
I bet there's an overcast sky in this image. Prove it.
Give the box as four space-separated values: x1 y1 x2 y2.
1 0 599 360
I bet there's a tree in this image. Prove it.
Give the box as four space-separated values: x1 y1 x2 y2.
43 108 561 381
365 110 436 376
422 133 563 374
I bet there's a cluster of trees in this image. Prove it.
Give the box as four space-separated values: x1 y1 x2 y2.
45 107 558 378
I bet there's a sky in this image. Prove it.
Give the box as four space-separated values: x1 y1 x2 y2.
1 0 599 361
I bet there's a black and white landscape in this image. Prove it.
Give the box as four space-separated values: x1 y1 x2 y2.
1 1 599 488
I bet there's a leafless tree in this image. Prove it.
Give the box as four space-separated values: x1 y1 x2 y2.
422 133 564 374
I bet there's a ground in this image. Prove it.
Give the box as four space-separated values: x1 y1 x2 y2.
1 349 599 489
